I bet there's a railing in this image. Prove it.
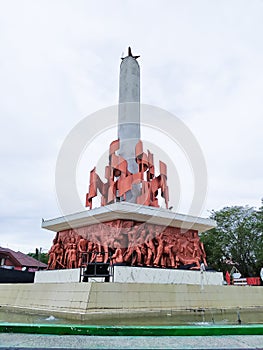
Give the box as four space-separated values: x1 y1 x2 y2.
233 278 247 286
79 252 114 282
233 277 261 286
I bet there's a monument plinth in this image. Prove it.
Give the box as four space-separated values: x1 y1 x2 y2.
43 48 215 277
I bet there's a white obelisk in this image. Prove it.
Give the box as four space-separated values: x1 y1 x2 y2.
118 47 141 202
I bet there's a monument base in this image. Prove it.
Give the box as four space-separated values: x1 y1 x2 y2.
0 281 262 322
43 203 216 271
112 265 223 285
34 265 223 286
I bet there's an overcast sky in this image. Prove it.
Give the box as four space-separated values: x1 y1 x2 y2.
0 0 262 253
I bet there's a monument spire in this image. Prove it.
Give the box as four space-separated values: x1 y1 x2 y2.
85 48 169 209
118 46 140 177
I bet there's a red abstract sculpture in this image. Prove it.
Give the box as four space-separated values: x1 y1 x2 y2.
86 140 169 209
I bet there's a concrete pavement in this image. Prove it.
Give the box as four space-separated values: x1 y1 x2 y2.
1 334 263 349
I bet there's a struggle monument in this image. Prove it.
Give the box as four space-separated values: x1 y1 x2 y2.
43 48 213 275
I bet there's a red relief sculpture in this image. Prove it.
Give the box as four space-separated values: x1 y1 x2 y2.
47 220 207 270
86 139 169 209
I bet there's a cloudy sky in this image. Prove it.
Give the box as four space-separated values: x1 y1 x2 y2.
0 0 262 253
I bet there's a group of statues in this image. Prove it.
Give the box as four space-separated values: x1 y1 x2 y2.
47 220 207 270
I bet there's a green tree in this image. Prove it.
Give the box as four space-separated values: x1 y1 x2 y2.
28 249 48 264
254 200 263 273
200 205 263 277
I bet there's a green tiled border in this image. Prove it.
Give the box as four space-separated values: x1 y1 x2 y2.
0 323 262 336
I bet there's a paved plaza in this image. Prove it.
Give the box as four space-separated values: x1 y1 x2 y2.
0 334 263 349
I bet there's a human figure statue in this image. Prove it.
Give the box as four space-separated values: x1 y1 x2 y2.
132 234 146 266
100 243 109 264
104 235 115 258
171 241 180 268
87 240 94 263
61 236 69 267
77 235 88 267
160 231 177 268
162 242 176 268
175 252 201 269
88 232 102 263
89 243 98 263
47 239 64 270
68 243 77 269
111 241 124 264
153 231 164 267
190 231 208 266
47 239 57 270
64 237 75 268
55 240 64 268
177 233 193 256
96 250 104 263
145 228 156 266
123 224 139 264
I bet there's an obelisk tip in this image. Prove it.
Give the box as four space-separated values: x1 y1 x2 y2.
121 47 140 60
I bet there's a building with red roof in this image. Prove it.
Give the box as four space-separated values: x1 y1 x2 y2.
0 246 47 271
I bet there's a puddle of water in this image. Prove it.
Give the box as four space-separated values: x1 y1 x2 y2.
0 308 262 326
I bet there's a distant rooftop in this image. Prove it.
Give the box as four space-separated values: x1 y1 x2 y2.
0 246 47 269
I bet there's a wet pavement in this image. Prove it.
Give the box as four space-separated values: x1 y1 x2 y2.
0 334 263 349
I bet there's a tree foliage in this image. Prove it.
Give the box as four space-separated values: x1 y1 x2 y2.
200 204 263 277
27 250 48 264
